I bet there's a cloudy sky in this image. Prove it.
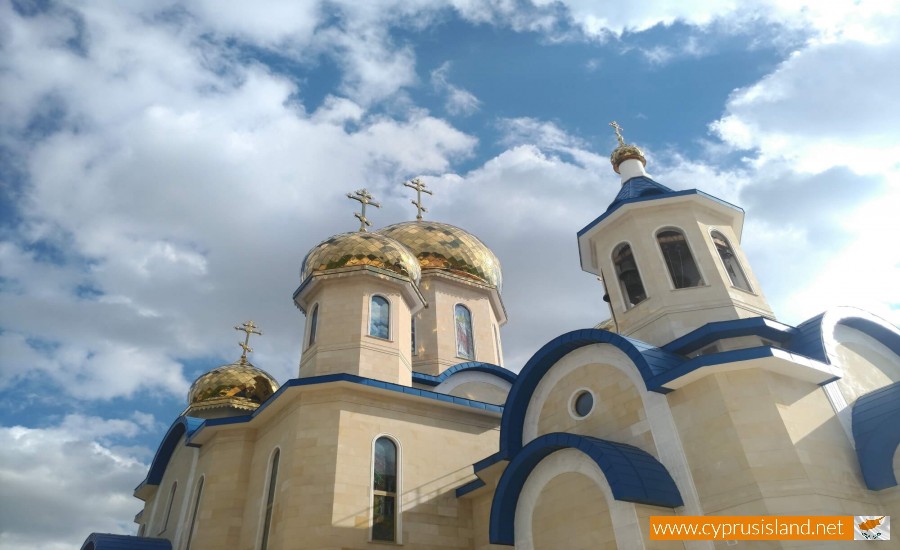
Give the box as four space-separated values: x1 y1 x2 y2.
1 0 898 547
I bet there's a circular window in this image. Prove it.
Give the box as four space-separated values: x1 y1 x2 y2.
572 390 594 418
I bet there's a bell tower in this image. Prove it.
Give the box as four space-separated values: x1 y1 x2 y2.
577 122 775 347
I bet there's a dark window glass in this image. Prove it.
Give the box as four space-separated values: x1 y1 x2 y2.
260 450 280 550
657 230 704 289
612 243 647 307
455 304 474 359
185 477 204 550
308 305 318 346
370 296 390 339
574 391 593 417
411 318 417 355
372 437 398 542
159 481 176 534
711 231 751 292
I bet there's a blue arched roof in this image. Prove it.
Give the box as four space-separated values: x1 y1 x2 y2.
138 416 204 489
499 329 682 454
792 308 900 365
412 361 517 386
489 432 683 546
80 533 171 550
852 381 900 490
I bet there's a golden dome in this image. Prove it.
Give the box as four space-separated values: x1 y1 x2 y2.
187 360 279 413
301 231 421 284
610 143 646 174
378 221 502 290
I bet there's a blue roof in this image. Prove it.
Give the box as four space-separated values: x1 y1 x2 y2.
80 533 171 550
852 381 900 490
412 361 517 386
489 433 683 545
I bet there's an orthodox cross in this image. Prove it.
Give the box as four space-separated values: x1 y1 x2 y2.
609 120 626 146
403 177 433 221
235 320 262 363
347 188 381 232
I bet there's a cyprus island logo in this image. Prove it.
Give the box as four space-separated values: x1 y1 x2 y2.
855 516 890 541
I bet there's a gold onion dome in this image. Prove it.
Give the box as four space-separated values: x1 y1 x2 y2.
187 359 279 412
608 120 647 174
300 231 422 284
378 221 502 291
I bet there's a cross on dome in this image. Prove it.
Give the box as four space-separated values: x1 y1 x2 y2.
609 120 626 146
347 188 381 232
403 177 433 221
234 320 262 363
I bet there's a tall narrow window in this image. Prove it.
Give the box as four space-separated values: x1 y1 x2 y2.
260 449 280 550
612 243 647 307
711 231 751 292
308 304 319 347
657 229 704 289
185 477 204 550
369 296 390 339
454 304 474 359
372 437 398 542
158 481 177 534
493 324 503 365
411 317 417 355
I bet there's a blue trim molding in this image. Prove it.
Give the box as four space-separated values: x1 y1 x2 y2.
412 361 517 386
852 382 900 490
499 329 682 454
489 433 683 546
80 533 172 550
137 416 204 491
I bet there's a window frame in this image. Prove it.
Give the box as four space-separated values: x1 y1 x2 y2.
655 226 706 290
454 303 476 360
184 476 204 550
307 303 319 348
370 435 402 543
368 294 392 341
158 480 177 535
259 448 281 550
709 229 753 293
611 241 649 309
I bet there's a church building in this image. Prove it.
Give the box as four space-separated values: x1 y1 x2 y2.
81 126 900 549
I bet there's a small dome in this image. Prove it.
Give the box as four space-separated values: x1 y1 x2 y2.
610 143 646 174
187 360 279 413
301 231 421 284
378 221 502 291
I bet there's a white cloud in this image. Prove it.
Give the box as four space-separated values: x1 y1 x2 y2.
0 414 152 550
431 61 481 116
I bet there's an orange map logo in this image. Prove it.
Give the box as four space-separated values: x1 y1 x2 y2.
855 516 890 541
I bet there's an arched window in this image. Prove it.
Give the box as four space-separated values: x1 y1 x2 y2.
454 304 474 359
260 449 280 550
612 243 647 307
307 304 319 347
158 481 177 534
657 229 704 289
372 437 399 542
411 317 417 355
369 296 390 339
711 231 751 292
185 477 204 550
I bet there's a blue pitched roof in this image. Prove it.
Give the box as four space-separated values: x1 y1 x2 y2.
852 381 900 490
489 433 683 545
81 533 171 550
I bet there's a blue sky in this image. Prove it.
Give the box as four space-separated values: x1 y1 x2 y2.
1 1 899 547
